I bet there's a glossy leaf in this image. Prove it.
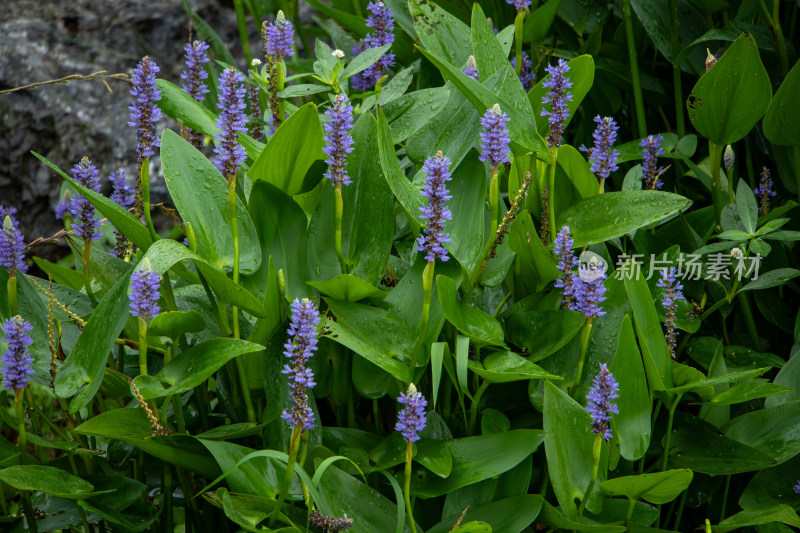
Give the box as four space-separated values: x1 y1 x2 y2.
601 469 693 504
436 275 505 347
0 466 95 499
626 275 674 392
505 310 585 362
722 400 800 465
468 351 562 383
715 505 800 533
764 59 800 146
148 310 205 338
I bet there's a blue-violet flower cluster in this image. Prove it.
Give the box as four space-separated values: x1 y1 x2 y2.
323 94 355 186
657 267 684 359
110 167 134 257
128 56 163 165
511 51 535 91
395 383 427 443
553 226 578 307
417 151 453 262
754 166 776 216
264 11 295 59
281 298 320 431
506 0 531 9
586 116 619 182
463 56 479 81
1 207 27 273
640 134 666 190
213 68 248 180
181 40 211 149
479 104 512 168
351 1 395 90
570 257 607 318
586 363 619 441
2 316 34 391
129 260 161 321
541 59 573 149
69 157 102 242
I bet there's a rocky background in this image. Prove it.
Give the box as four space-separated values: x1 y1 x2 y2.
0 0 255 265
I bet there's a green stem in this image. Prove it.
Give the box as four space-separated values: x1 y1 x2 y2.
489 166 500 238
141 158 158 242
673 489 688 530
7 274 17 316
138 317 148 376
351 0 363 17
163 465 174 533
277 59 286 126
578 434 602 518
334 183 347 274
759 0 789 74
233 0 254 66
514 11 524 76
82 240 97 307
623 0 647 138
467 380 489 436
661 393 682 471
736 292 762 352
569 318 592 396
625 497 636 529
669 0 685 137
547 148 558 243
403 441 418 533
268 425 302 527
410 261 435 372
709 141 724 229
719 474 731 521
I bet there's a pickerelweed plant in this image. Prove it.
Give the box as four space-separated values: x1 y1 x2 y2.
4 1 800 531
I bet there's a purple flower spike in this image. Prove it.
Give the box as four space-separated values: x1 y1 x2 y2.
128 56 163 166
213 68 248 181
265 11 295 59
110 168 134 210
323 94 355 187
570 258 607 318
352 1 395 90
281 298 320 432
541 59 573 149
181 41 211 102
69 157 102 242
553 226 577 306
2 316 35 391
506 0 532 9
511 51 535 91
586 363 619 441
753 166 777 216
1 210 27 274
479 104 512 168
129 259 161 321
395 383 427 443
794 480 800 494
463 56 479 81
417 151 453 262
657 267 684 359
640 134 666 190
586 116 619 182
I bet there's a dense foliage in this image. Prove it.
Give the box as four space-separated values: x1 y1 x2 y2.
2 0 800 532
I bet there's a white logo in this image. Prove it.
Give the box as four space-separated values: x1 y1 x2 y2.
578 251 607 282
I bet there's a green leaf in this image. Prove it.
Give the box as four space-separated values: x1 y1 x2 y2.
468 351 562 383
305 0 367 36
558 191 692 248
767 353 800 407
626 275 674 392
0 466 96 499
666 367 769 398
377 65 414 106
736 179 758 235
148 310 205 339
323 299 413 383
54 265 133 413
523 0 562 43
507 211 561 293
537 500 626 532
722 400 800 465
161 129 261 274
247 102 324 195
709 382 793 406
307 274 386 301
763 59 800 146
436 275 505 347
411 430 545 498
544 381 607 519
715 505 800 533
33 152 153 252
739 268 800 293
448 152 487 271
341 44 392 81
609 315 651 461
376 107 422 231
156 80 264 159
132 338 263 400
505 310 585 362
427 495 543 533
687 32 772 146
408 0 471 67
277 84 330 98
668 412 775 475
382 87 451 143
470 3 508 80
244 181 311 301
739 454 800 510
601 469 693 505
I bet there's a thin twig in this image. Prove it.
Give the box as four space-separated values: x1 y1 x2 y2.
0 71 130 95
